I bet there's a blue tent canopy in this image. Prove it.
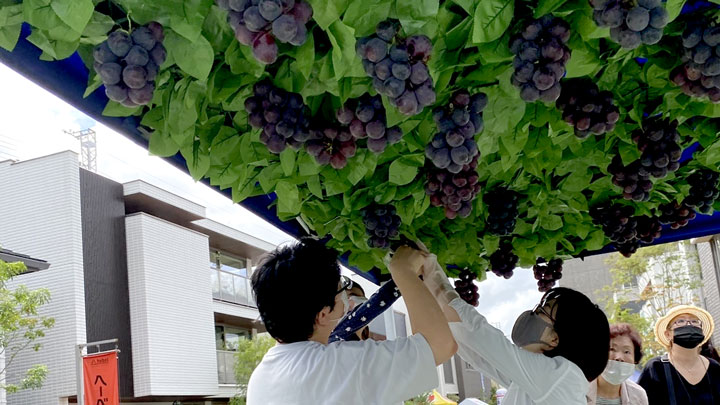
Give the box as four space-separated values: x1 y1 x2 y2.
3 24 720 284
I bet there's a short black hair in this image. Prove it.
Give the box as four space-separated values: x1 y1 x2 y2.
544 287 610 381
251 238 340 343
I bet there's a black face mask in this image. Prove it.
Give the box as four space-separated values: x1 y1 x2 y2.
673 325 705 349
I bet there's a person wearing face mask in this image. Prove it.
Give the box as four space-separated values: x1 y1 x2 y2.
340 283 372 341
420 254 610 404
587 323 648 405
637 305 720 405
246 238 457 405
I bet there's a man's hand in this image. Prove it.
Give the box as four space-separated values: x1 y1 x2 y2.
389 246 427 277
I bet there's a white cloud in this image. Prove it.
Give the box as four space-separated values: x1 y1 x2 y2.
476 268 545 336
0 60 544 334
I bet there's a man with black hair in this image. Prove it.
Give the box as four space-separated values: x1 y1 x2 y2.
246 239 457 404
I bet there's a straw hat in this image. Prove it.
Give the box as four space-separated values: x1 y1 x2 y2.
654 305 715 349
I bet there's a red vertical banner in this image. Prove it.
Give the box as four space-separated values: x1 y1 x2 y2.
83 351 119 405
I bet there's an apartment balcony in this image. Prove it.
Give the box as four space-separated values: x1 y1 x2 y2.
210 267 256 308
216 350 237 385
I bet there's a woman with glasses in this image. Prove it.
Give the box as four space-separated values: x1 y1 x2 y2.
638 305 720 405
420 255 610 404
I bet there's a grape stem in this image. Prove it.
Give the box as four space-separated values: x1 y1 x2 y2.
474 80 499 88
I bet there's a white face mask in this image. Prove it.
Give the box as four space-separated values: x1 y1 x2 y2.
329 290 349 325
349 295 368 310
601 360 635 385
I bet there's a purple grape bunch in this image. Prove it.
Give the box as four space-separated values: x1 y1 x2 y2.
533 258 563 292
556 78 620 138
683 169 720 214
425 90 487 173
483 187 520 236
93 22 166 107
489 238 519 279
608 156 653 202
631 118 683 179
425 156 481 219
591 0 668 49
635 215 662 244
590 203 638 248
244 80 311 154
216 0 313 64
356 20 436 116
362 204 401 249
510 15 571 103
670 20 720 103
336 94 403 154
304 124 357 169
611 215 661 258
659 201 697 229
454 268 479 306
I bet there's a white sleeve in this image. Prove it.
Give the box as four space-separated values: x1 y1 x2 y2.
355 334 439 404
448 297 571 400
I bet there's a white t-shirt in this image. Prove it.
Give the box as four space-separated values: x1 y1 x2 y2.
246 334 438 405
448 298 589 405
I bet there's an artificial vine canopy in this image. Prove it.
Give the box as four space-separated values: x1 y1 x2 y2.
6 0 720 291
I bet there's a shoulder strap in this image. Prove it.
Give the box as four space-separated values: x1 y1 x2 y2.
663 360 677 405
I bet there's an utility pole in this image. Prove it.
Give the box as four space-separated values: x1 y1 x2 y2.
64 129 97 172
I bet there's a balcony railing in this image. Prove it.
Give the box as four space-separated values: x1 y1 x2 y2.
210 268 256 307
217 350 237 385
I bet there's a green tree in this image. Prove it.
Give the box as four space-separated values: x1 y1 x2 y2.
0 259 55 394
230 334 275 402
602 241 703 363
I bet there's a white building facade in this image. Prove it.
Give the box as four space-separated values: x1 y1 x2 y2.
0 152 275 404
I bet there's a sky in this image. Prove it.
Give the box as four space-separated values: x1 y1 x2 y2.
0 61 544 336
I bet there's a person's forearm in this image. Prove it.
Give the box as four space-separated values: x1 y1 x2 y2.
391 269 457 365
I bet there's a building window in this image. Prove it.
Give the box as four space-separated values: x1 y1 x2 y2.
210 250 248 277
210 250 253 306
622 275 639 290
216 325 250 351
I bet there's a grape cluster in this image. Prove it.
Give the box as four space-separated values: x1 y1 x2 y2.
608 156 653 201
591 0 668 49
305 125 357 169
356 20 436 116
362 204 401 249
509 15 571 103
93 22 166 107
489 238 519 279
336 94 403 154
590 203 638 245
454 269 479 307
635 215 662 243
483 187 520 236
425 157 481 219
659 201 697 229
216 0 312 64
670 20 720 102
533 258 563 292
425 91 487 172
631 118 682 179
245 80 310 153
613 215 662 257
684 170 720 213
556 78 620 138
